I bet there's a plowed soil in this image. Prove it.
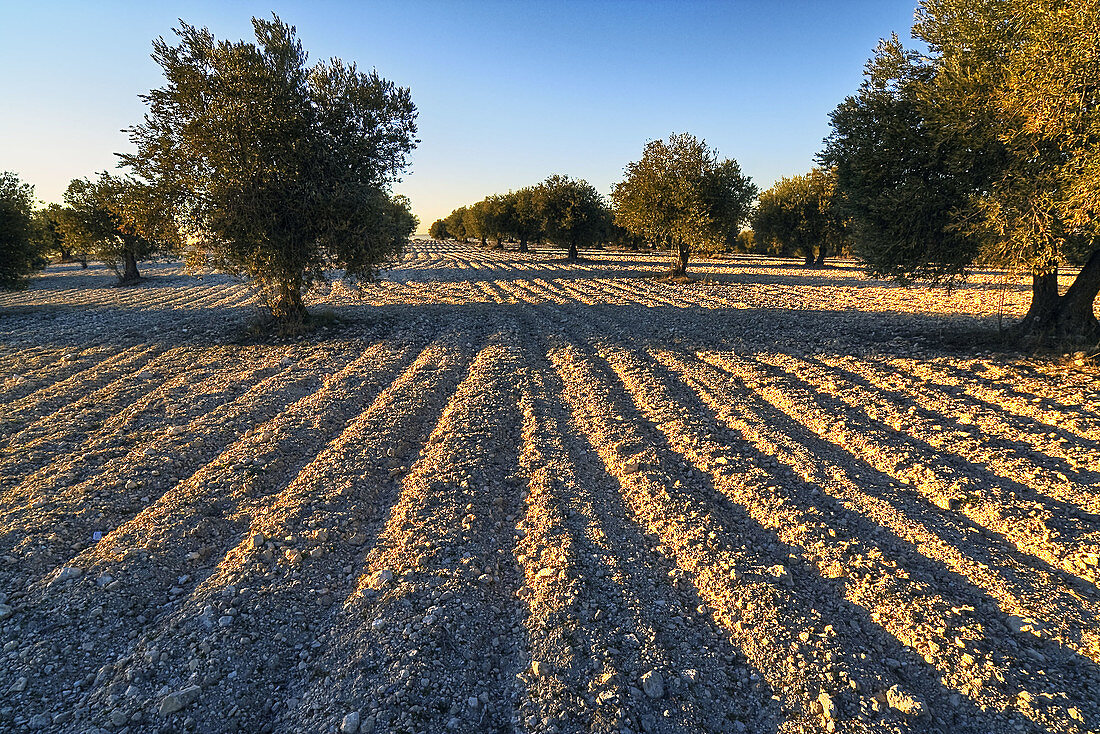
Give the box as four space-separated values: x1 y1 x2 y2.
1 242 1098 734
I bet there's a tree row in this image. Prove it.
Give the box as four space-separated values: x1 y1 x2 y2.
430 139 857 275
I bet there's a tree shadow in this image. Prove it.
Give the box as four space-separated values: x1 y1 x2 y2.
551 328 1050 732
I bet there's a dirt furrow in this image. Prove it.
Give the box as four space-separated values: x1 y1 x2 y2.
516 327 779 734
708 351 1100 648
916 358 1100 424
67 334 475 734
828 355 1100 513
0 343 162 428
551 279 604 306
0 346 113 404
279 335 526 734
0 347 262 491
597 278 696 309
761 352 1100 574
0 347 257 501
496 279 552 306
559 277 635 306
528 279 574 305
549 338 991 733
1 341 418 729
0 347 204 482
0 349 329 588
656 348 1099 732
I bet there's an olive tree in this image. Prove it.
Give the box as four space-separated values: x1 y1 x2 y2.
484 194 514 249
462 200 491 247
121 15 418 322
58 173 169 284
0 171 46 289
428 219 448 240
507 186 545 252
752 168 848 266
822 0 1100 338
612 133 756 276
33 204 80 265
538 175 606 262
444 207 468 243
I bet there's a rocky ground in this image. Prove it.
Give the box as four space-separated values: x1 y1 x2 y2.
0 242 1098 734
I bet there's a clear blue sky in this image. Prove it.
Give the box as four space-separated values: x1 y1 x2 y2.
0 1 919 232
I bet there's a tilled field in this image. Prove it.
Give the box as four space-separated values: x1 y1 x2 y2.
1 242 1098 734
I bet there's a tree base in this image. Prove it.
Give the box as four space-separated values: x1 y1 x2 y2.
1011 311 1100 347
656 272 696 285
242 308 345 342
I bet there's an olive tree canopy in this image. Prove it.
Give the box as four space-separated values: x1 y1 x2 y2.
538 175 606 262
752 168 848 267
612 133 756 276
0 171 46 290
121 15 419 321
428 219 448 241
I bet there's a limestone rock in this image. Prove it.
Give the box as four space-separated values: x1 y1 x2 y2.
158 684 201 715
341 711 361 733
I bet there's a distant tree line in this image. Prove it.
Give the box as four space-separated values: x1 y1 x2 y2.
431 136 856 276
432 133 758 276
432 176 616 261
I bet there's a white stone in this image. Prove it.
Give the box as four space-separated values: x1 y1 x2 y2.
51 566 83 585
340 711 360 733
158 684 201 715
818 691 837 719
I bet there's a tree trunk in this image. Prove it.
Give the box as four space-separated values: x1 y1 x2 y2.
567 241 578 262
118 250 141 284
803 247 814 266
1016 251 1100 339
672 241 690 277
270 278 307 324
480 236 487 247
814 242 829 267
1019 264 1061 325
519 238 528 253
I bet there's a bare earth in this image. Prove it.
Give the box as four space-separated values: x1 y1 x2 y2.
1 242 1098 734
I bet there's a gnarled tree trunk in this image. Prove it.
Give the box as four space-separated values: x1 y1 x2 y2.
519 238 528 253
814 242 829 267
1016 251 1100 339
269 277 307 324
1019 264 1060 326
567 241 578 262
